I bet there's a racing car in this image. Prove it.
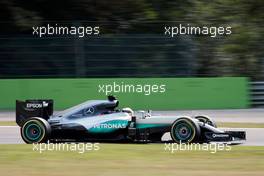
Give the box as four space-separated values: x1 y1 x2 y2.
16 96 246 144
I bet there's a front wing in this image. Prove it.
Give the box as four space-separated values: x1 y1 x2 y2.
204 131 246 143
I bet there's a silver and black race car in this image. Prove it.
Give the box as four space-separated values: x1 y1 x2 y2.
16 96 246 144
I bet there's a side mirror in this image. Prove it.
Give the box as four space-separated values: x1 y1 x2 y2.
147 110 152 116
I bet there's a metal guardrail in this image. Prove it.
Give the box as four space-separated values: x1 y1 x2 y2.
251 82 264 107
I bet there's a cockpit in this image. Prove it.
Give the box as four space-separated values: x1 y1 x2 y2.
54 95 150 119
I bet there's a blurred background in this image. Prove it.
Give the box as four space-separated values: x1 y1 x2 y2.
0 1 264 109
0 2 264 174
0 0 263 80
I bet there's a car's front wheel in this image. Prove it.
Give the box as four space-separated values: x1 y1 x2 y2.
21 117 51 144
170 117 201 144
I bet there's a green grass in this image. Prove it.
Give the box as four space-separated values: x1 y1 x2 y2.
1 121 264 128
0 144 263 176
0 121 16 126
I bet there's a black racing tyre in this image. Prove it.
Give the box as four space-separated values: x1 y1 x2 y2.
21 117 51 144
170 117 201 144
194 115 217 128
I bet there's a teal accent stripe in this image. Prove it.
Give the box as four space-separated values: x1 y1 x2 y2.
136 124 168 129
89 120 129 133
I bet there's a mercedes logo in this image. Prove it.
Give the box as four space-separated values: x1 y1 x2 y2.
86 107 94 114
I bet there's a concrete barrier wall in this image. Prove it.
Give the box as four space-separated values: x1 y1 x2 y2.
0 77 249 110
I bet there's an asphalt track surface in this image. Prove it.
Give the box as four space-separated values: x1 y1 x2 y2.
0 109 264 145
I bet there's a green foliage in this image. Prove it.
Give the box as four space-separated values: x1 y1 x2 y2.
0 0 263 79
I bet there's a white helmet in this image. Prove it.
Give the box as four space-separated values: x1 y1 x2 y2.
122 107 134 116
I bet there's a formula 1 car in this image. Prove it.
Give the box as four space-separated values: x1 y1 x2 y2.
16 96 246 144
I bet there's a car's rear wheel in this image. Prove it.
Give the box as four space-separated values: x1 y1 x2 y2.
194 115 217 128
170 117 201 144
21 117 51 144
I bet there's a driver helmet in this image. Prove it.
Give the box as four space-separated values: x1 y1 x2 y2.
122 107 134 116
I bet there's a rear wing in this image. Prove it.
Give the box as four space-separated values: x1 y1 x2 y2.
16 99 53 127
